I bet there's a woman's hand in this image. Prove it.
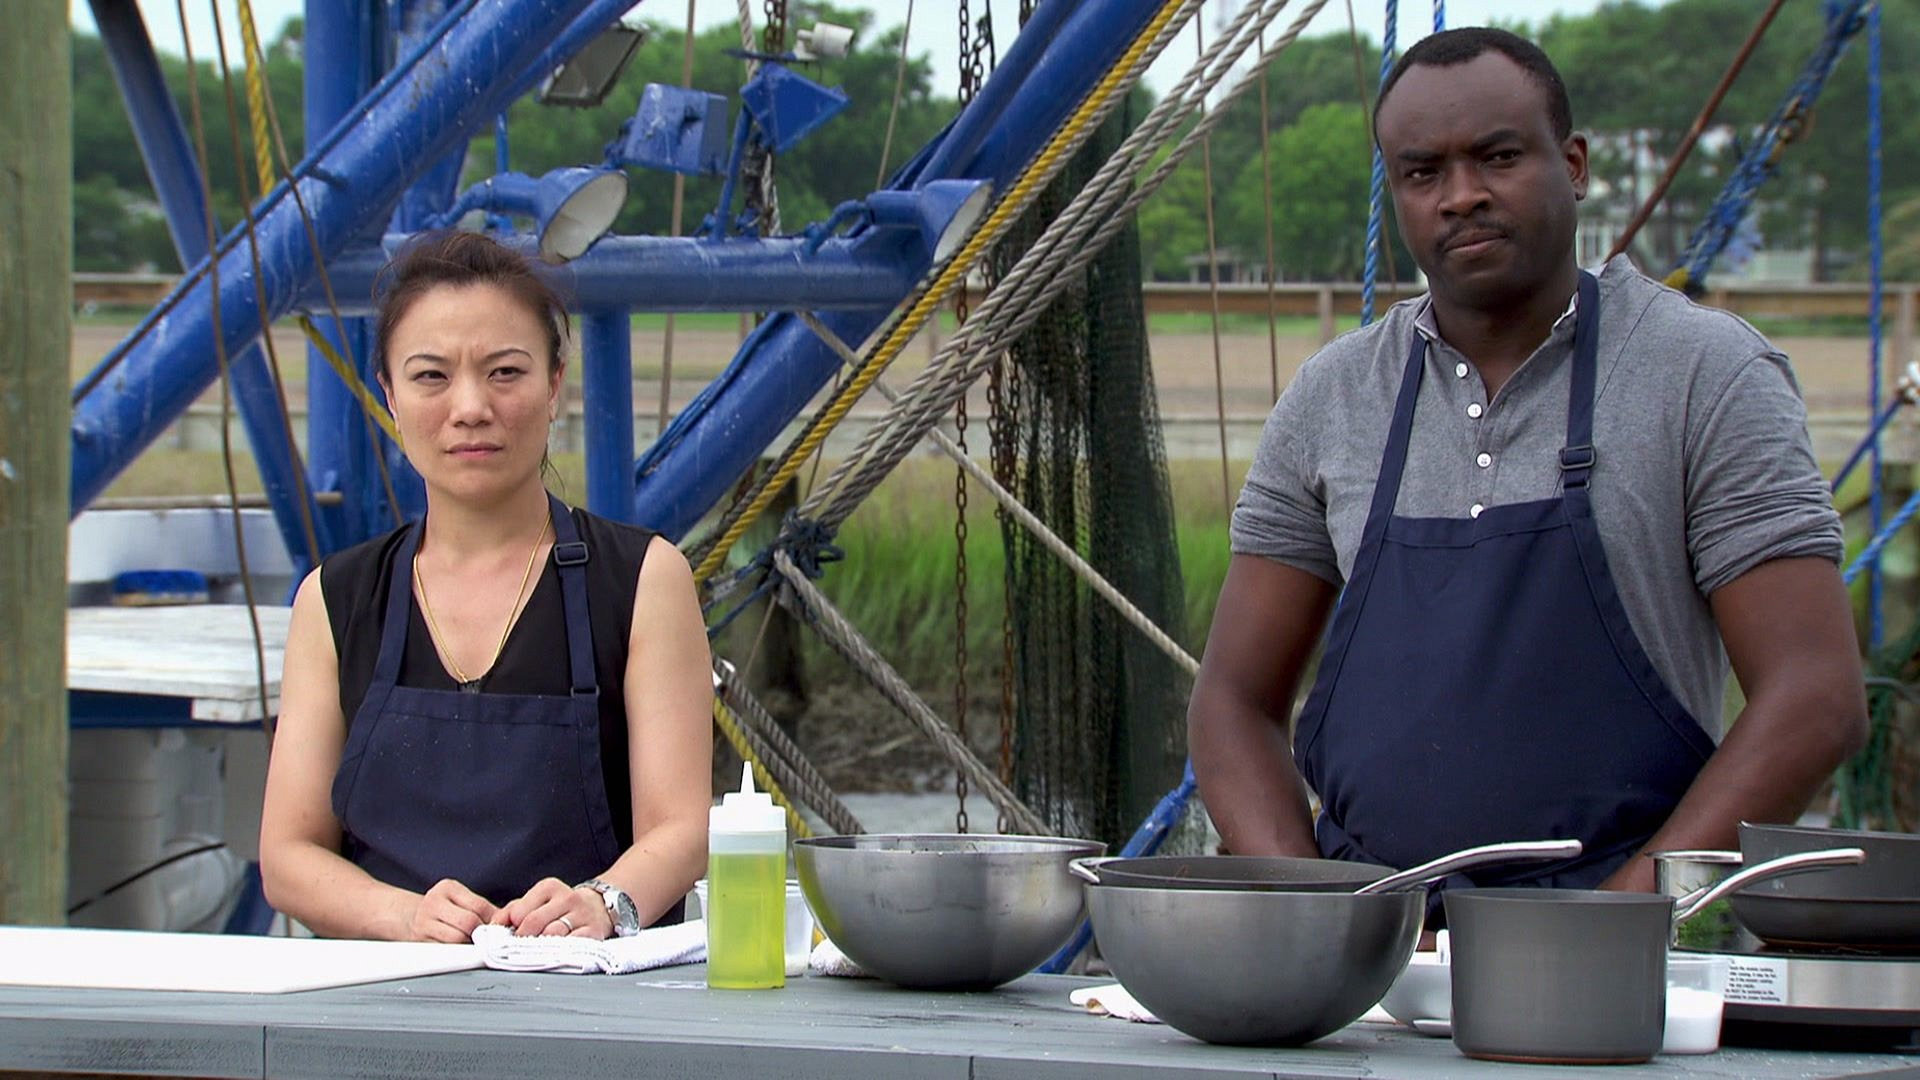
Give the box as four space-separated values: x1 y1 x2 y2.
408 879 500 943
495 877 613 938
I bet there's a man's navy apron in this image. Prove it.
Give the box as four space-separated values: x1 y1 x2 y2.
331 494 623 903
1294 271 1717 892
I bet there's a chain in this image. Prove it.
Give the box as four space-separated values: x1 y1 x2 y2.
1019 0 1037 23
950 0 976 835
739 0 787 237
761 0 785 53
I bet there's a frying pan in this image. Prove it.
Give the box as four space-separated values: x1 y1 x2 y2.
1075 854 1390 892
1732 822 1920 949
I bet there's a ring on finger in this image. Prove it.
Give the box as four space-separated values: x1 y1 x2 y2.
558 915 575 932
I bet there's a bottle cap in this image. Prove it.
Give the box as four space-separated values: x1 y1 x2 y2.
710 762 786 835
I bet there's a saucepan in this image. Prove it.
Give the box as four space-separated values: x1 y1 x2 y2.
1445 847 1867 1065
1076 839 1582 1046
1731 822 1920 949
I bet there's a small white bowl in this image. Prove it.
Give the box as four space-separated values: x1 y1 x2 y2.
1378 951 1452 1029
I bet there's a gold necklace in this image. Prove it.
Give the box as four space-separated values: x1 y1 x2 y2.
415 515 550 689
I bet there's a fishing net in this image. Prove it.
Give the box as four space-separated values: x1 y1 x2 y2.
990 100 1192 847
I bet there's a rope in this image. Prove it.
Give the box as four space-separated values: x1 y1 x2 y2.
714 660 864 835
177 0 272 734
1360 0 1396 326
1867 0 1886 646
1194 16 1233 516
876 0 916 187
1254 27 1281 404
771 551 1050 836
711 693 812 839
805 0 1332 530
1432 0 1442 32
1843 489 1920 587
1667 0 1870 294
1604 0 1787 264
687 0 1195 583
797 314 1201 679
659 0 701 438
1832 397 1911 496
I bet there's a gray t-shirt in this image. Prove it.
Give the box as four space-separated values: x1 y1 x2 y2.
1231 256 1843 735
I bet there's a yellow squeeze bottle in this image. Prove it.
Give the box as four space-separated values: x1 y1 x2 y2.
706 763 787 989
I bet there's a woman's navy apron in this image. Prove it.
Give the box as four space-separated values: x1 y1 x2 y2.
1294 271 1717 891
331 494 623 903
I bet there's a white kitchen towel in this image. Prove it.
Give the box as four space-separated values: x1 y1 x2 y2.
1069 983 1161 1023
807 937 870 977
472 919 706 974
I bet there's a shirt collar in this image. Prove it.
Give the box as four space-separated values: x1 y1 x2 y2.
1411 270 1587 345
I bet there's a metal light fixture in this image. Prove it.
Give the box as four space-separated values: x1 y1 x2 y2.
537 17 649 108
864 179 995 263
436 166 630 261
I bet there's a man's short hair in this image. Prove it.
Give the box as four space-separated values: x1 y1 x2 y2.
1374 27 1573 143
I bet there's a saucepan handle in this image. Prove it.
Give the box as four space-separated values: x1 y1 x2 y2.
1354 838 1585 895
1069 856 1117 885
1672 846 1867 925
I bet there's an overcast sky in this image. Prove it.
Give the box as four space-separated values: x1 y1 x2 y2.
73 0 1665 100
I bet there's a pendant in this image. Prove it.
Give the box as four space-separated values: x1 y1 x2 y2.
458 679 482 694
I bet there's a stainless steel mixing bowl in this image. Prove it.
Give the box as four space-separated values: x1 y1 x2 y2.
794 834 1104 990
1087 882 1423 1045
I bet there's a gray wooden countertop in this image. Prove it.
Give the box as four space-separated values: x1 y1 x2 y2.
0 967 1912 1079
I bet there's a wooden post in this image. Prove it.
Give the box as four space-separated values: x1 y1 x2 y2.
1896 287 1916 379
0 0 72 925
1317 286 1336 345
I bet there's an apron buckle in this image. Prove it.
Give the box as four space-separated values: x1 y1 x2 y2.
1559 444 1596 488
554 541 589 566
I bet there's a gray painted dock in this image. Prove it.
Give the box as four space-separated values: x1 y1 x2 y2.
0 967 1912 1079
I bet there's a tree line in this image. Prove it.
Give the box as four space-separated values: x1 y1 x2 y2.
71 0 1920 282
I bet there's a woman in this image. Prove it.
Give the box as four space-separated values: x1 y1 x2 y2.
261 231 711 942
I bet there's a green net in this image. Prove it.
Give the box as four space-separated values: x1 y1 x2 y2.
991 100 1192 847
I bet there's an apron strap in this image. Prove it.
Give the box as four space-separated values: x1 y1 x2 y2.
548 494 599 700
1559 270 1602 492
371 522 426 690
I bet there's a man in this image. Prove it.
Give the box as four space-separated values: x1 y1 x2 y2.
1189 27 1867 895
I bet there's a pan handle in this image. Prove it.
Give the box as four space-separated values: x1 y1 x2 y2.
1353 838 1585 895
1068 856 1118 885
1672 846 1867 925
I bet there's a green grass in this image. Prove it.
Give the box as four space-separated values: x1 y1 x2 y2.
1144 312 1360 336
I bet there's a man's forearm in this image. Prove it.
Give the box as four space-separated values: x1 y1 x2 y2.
1601 687 1866 891
1190 696 1320 857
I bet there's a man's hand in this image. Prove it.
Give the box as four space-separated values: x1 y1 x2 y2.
406 879 500 943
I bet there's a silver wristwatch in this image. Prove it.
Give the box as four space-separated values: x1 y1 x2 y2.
578 878 640 937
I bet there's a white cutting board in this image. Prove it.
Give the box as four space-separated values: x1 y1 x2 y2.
0 927 482 993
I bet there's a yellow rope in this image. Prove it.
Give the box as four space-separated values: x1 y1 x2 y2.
236 0 404 450
690 0 1188 584
713 697 812 838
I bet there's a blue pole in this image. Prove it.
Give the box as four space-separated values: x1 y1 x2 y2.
70 0 617 516
1867 0 1885 646
304 0 383 547
630 0 1168 539
305 234 925 314
917 0 1084 182
1361 0 1398 327
582 311 636 521
88 0 325 565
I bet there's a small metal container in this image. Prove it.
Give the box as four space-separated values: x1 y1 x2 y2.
1650 849 1761 953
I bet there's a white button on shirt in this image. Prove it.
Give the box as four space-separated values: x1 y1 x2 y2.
1454 362 1469 379
1467 403 1484 419
1476 452 1493 468
1470 503 1485 518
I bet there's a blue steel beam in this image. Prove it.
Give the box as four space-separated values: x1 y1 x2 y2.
304 234 923 314
629 0 1166 539
70 0 640 516
581 311 635 522
302 0 383 548
90 0 326 566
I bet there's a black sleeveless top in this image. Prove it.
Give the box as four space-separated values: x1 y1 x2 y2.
320 507 656 849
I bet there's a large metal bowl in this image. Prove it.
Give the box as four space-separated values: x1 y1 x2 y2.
794 833 1104 990
1084 854 1391 891
1087 883 1422 1046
